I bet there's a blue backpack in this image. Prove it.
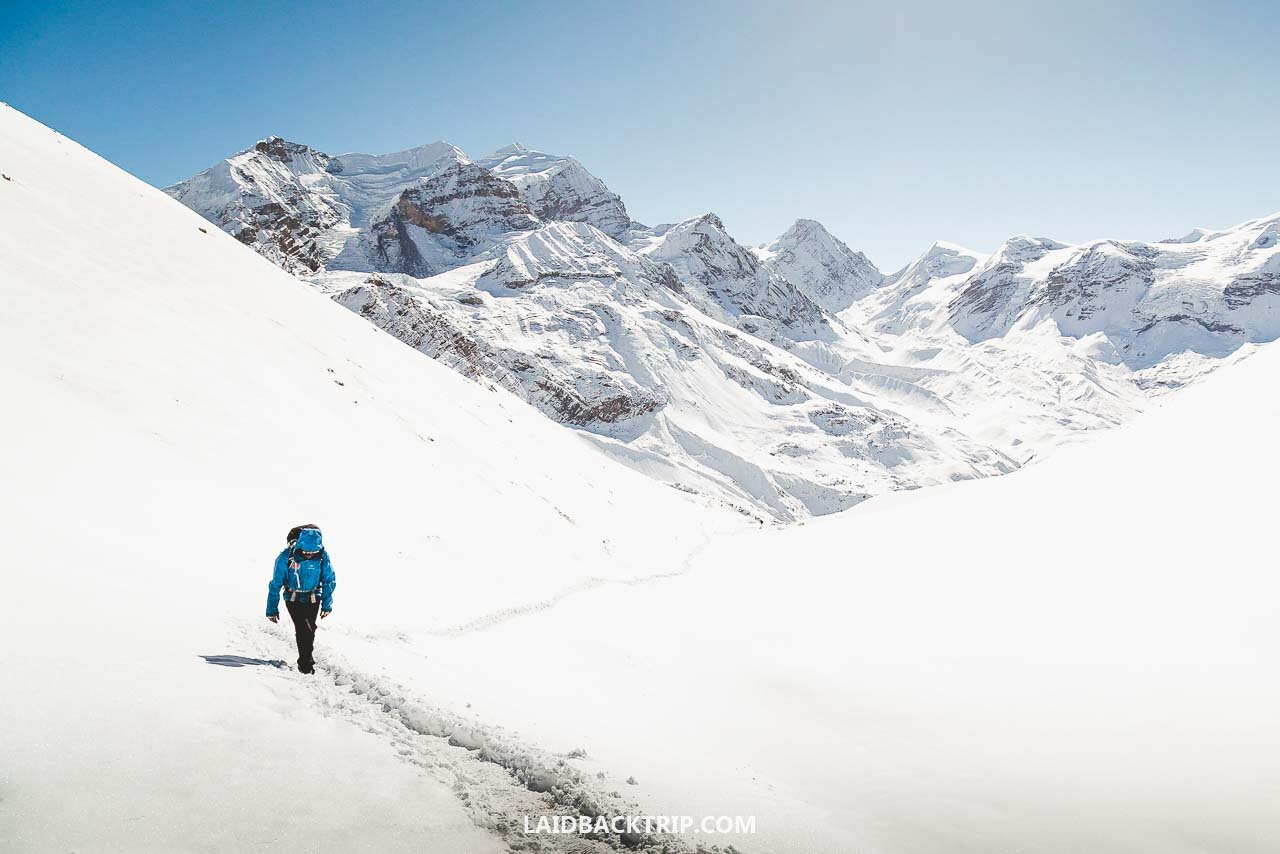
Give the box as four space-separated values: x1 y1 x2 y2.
285 525 326 603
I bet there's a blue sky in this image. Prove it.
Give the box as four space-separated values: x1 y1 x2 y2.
3 0 1277 269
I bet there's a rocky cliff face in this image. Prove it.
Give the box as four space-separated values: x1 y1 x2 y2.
358 162 540 277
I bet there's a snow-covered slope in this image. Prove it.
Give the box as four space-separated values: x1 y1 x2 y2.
376 315 1280 854
0 105 738 853
755 217 884 311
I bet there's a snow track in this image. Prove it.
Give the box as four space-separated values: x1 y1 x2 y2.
238 621 703 854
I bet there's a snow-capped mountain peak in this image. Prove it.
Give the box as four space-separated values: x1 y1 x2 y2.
756 217 884 311
475 144 630 238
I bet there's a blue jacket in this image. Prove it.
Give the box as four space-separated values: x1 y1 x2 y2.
267 547 336 616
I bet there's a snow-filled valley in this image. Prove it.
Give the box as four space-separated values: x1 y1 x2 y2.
3 103 1280 854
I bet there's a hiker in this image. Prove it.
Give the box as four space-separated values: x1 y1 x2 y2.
266 524 336 674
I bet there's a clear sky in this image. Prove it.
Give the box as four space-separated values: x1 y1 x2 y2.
3 0 1277 269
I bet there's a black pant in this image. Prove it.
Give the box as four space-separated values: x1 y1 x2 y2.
285 597 321 673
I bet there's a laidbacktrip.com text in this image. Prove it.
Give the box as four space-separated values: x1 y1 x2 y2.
523 815 757 836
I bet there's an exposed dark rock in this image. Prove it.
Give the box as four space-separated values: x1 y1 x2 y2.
1223 272 1280 308
363 162 539 275
252 136 327 168
1135 313 1242 335
336 279 665 428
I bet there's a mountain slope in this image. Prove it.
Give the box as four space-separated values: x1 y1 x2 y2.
0 105 734 852
351 160 540 277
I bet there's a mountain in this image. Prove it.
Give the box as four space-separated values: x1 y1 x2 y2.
860 214 1280 381
755 217 885 311
173 142 1030 520
351 160 540 277
169 133 1280 521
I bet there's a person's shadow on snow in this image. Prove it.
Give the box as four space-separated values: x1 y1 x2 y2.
199 655 286 668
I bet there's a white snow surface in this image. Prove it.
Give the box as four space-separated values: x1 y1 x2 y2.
4 105 1280 854
0 106 740 853
416 339 1280 854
